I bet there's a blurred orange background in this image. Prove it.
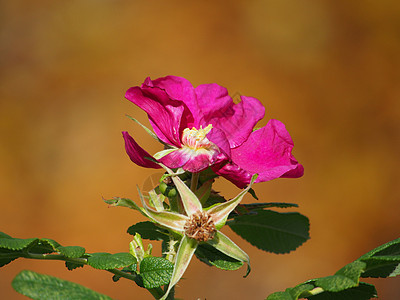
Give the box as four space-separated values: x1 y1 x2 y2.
1 1 399 299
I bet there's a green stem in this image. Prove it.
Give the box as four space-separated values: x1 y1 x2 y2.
190 172 199 192
17 252 164 299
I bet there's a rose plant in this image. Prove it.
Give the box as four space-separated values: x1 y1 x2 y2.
1 76 398 300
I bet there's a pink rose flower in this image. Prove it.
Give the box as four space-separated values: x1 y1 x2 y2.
123 76 303 187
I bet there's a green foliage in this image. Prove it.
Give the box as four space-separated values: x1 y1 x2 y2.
65 261 85 271
0 231 136 273
0 237 38 251
195 243 243 271
29 238 61 254
127 221 169 241
229 202 299 218
228 209 310 254
87 252 136 270
248 188 259 200
266 238 400 300
139 256 174 289
313 261 366 292
358 237 400 278
307 283 377 300
12 270 112 300
58 246 86 258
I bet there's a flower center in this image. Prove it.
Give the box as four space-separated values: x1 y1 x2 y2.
181 124 213 150
184 211 216 242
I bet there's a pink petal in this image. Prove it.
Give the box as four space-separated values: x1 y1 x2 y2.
160 148 222 173
206 126 231 157
195 84 265 148
145 76 197 129
158 148 191 169
125 85 187 147
215 119 303 187
122 131 161 169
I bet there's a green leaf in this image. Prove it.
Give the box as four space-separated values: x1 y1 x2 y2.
314 261 366 292
139 256 174 289
0 248 22 267
0 232 12 239
195 243 243 270
58 246 86 258
228 210 309 254
87 252 136 270
127 221 169 241
198 167 218 184
267 282 377 300
267 291 294 300
248 188 259 200
203 192 226 208
0 237 38 251
229 202 299 218
112 265 137 282
358 238 400 278
12 270 112 300
307 282 377 300
65 261 84 271
359 238 400 259
361 258 400 278
289 283 316 299
266 284 315 300
28 238 60 254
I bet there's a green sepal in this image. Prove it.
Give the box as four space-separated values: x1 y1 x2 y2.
103 197 148 217
228 209 310 254
12 270 112 300
195 179 212 206
138 186 187 233
207 231 250 277
154 149 177 160
206 174 257 229
126 114 170 147
159 164 202 215
161 236 198 300
195 243 243 271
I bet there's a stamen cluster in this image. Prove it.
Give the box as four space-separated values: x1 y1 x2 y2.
182 125 213 150
184 211 216 242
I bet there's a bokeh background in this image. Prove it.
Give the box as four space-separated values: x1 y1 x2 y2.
1 1 399 299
